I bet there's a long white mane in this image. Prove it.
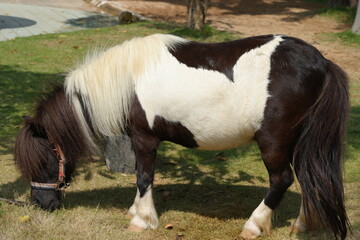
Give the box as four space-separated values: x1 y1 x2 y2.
64 34 187 145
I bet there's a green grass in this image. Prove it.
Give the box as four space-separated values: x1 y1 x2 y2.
322 30 360 48
0 21 359 240
318 7 357 25
316 6 360 47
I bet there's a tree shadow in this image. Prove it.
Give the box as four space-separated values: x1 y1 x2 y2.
210 0 323 18
156 141 262 185
115 0 325 24
0 177 28 200
0 15 36 30
65 14 119 28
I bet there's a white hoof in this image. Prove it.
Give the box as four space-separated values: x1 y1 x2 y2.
241 200 273 239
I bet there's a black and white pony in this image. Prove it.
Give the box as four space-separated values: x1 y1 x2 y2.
14 34 350 239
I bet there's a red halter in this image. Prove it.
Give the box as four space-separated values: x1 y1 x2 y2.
30 142 69 191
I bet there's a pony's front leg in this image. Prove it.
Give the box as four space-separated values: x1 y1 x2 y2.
128 185 158 230
128 133 160 231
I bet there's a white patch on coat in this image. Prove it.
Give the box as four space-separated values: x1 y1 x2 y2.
129 186 159 229
64 34 188 147
136 36 283 150
242 199 273 237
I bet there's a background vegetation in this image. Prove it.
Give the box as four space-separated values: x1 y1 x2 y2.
0 14 359 240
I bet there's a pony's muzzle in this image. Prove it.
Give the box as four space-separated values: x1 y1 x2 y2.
30 189 62 212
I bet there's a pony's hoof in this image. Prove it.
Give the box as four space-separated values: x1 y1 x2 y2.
290 221 307 233
240 229 261 239
127 225 145 232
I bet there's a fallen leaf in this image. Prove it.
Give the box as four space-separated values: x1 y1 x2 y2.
216 156 227 161
214 152 227 161
164 223 174 230
18 215 30 223
214 152 224 157
163 161 177 166
176 233 185 240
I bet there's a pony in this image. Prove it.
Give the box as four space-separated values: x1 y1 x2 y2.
14 34 350 239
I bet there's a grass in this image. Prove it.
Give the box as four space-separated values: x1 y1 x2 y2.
316 5 360 47
318 7 357 25
322 30 360 48
0 21 359 240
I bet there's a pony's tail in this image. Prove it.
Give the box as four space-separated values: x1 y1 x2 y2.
293 61 350 240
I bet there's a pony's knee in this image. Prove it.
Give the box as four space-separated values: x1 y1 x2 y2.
241 200 273 239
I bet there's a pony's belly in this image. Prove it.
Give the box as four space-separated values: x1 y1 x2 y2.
179 115 256 150
194 133 254 151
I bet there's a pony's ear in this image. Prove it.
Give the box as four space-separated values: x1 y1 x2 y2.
23 116 47 138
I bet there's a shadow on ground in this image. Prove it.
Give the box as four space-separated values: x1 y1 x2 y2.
64 184 300 227
0 15 36 30
65 14 119 28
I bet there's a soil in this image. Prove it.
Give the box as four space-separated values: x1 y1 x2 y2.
95 0 360 80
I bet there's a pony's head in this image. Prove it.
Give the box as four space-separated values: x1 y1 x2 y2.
14 116 67 211
14 86 91 211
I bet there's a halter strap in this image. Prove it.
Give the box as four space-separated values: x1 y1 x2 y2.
30 142 69 191
30 182 61 191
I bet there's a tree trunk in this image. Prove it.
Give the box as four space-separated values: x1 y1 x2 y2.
328 0 350 7
352 2 360 34
350 0 358 7
187 0 208 30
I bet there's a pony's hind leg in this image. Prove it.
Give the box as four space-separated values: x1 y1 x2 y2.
241 130 295 239
290 201 307 233
127 133 160 231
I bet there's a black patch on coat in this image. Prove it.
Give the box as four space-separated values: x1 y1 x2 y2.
168 35 274 81
127 96 198 197
127 96 198 149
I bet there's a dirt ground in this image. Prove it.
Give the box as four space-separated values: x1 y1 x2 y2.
95 0 360 80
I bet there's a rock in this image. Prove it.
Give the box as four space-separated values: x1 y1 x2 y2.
104 135 136 173
118 11 139 24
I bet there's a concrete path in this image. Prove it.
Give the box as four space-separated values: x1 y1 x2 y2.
0 2 118 41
